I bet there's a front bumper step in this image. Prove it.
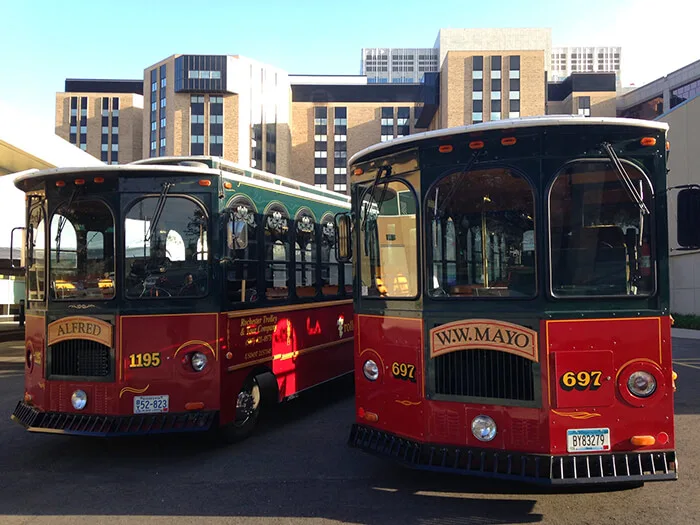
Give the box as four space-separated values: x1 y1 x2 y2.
11 401 215 437
349 424 677 485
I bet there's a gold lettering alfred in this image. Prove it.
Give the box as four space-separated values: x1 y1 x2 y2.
48 316 112 347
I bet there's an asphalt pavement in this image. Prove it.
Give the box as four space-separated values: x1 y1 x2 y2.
0 336 698 524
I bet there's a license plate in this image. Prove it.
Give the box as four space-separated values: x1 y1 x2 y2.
567 428 610 452
134 395 169 414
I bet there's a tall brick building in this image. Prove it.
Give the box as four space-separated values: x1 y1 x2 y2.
54 29 616 193
56 80 143 165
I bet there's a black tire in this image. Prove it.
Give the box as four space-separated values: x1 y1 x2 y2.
219 376 261 443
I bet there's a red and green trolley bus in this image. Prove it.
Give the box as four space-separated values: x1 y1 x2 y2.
339 116 693 485
10 156 353 441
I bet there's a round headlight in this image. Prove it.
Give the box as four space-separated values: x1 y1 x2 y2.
471 415 497 442
628 371 657 398
363 359 379 381
191 352 208 372
71 390 87 410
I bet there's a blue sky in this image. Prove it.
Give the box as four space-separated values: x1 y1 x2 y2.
0 0 696 132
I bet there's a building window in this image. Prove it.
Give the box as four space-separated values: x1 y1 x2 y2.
334 107 347 131
473 98 483 124
671 79 700 108
381 106 394 142
333 107 348 191
210 95 224 157
578 96 591 117
396 107 410 138
191 95 205 155
314 106 328 125
314 107 328 187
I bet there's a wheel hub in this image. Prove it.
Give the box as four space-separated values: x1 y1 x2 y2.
235 383 260 422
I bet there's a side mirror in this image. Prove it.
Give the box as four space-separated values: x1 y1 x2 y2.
10 227 26 270
335 213 352 262
677 188 700 249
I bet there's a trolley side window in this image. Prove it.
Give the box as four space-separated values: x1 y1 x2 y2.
124 196 209 299
27 200 46 302
359 180 418 299
549 161 654 297
225 199 259 303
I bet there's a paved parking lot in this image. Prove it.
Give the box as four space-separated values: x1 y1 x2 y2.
0 337 698 524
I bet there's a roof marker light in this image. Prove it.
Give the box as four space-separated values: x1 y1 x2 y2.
223 181 233 189
55 181 66 187
353 167 364 176
74 179 85 185
93 177 104 184
439 144 454 153
198 180 212 187
469 140 485 150
501 137 517 146
640 137 656 146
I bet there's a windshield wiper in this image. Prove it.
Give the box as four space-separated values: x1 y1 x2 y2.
360 165 392 232
146 182 173 242
602 142 649 216
55 189 78 262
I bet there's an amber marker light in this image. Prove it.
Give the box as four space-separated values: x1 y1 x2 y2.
74 179 86 185
353 167 364 176
363 411 379 423
198 179 212 186
223 181 233 189
630 435 656 446
469 140 485 149
93 177 105 184
640 137 657 146
501 137 517 146
55 180 66 187
185 402 205 411
666 141 671 151
438 144 453 153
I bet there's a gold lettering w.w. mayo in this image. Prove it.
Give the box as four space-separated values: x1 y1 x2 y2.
430 319 538 362
47 316 113 347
